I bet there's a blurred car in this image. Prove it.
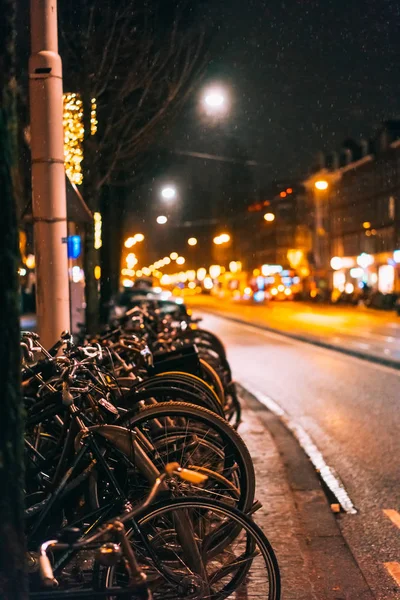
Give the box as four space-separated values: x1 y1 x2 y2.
109 288 188 322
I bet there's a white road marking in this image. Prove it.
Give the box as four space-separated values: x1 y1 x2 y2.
240 381 357 515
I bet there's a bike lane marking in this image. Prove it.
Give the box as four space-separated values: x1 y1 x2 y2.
384 563 400 587
383 509 400 530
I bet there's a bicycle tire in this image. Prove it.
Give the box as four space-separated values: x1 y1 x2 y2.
117 402 255 513
94 496 281 600
140 371 224 414
121 383 224 417
199 358 225 405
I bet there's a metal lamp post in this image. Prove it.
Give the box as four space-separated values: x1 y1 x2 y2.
29 0 70 346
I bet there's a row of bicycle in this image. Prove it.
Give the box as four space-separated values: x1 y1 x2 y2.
22 303 281 599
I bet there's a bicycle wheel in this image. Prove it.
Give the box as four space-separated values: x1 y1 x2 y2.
137 372 224 416
117 402 255 513
94 497 281 600
199 358 225 405
189 328 227 361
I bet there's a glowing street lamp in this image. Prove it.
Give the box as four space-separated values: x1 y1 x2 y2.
213 233 231 245
197 267 207 281
201 84 230 118
315 180 329 190
209 265 222 278
205 90 224 108
264 213 275 222
170 252 178 260
156 215 168 224
161 185 177 201
203 85 228 115
176 256 185 265
188 237 197 246
134 233 145 242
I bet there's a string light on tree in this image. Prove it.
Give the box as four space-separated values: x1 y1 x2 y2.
63 93 84 185
63 93 97 185
93 212 102 249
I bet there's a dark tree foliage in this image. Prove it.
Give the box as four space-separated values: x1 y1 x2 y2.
0 0 27 598
59 0 211 332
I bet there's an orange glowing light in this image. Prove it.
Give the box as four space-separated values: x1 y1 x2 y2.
286 188 293 194
280 191 287 198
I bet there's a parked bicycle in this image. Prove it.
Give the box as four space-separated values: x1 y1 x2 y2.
20 302 281 599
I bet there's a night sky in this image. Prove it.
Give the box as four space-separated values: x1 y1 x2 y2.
167 0 400 183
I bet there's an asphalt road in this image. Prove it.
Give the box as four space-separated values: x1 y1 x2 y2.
195 310 400 600
186 295 400 365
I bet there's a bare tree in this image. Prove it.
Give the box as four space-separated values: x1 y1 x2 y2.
60 0 211 332
0 0 27 597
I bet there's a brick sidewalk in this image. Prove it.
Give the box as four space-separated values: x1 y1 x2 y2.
239 400 315 599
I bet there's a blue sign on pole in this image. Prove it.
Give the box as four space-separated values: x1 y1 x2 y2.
67 235 81 259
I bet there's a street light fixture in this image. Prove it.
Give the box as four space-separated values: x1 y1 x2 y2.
134 233 145 242
188 237 197 246
176 256 185 265
264 213 275 222
315 180 329 190
213 233 231 245
202 85 229 117
161 185 177 200
170 252 178 260
156 215 168 224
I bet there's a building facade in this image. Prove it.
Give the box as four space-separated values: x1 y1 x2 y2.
304 121 400 296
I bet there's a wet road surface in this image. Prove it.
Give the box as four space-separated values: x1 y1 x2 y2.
187 295 400 365
196 310 400 600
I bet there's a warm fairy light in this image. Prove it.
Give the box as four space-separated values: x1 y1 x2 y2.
63 93 97 185
94 212 102 249
91 98 98 136
63 93 84 185
124 237 136 248
126 253 138 269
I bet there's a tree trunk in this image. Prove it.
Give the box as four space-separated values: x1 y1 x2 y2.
83 220 100 334
81 90 99 334
0 0 27 597
100 187 125 324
